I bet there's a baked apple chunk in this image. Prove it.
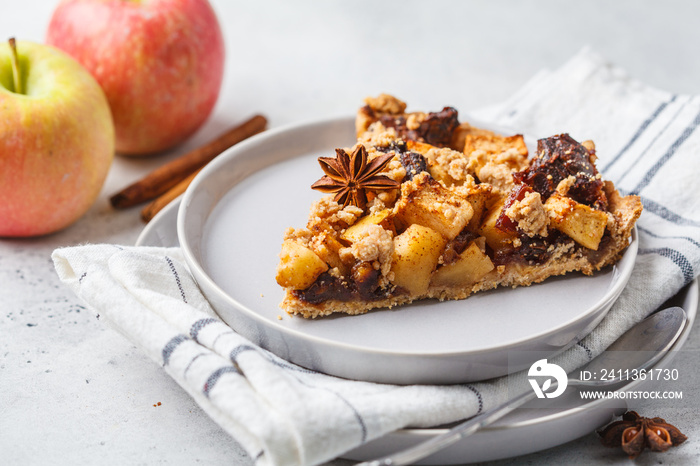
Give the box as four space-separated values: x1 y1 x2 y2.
276 95 642 318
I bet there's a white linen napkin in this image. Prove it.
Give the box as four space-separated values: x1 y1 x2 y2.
53 48 700 466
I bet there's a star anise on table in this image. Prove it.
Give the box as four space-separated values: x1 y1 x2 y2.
598 410 687 459
311 144 400 210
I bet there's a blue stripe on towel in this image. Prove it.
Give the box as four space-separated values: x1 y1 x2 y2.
189 317 219 342
638 226 700 249
203 366 241 397
632 109 700 194
639 197 700 227
601 95 676 174
162 334 189 366
638 247 695 284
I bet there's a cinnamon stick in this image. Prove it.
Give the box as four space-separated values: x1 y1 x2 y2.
140 167 203 223
110 114 267 209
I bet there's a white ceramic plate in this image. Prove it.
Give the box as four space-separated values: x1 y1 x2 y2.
175 116 637 384
137 198 696 464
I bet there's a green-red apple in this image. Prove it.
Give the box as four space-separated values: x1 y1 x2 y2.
0 40 114 237
46 0 225 155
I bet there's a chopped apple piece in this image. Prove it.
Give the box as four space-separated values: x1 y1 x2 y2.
432 238 494 287
406 140 434 154
427 162 456 187
407 140 464 187
341 209 394 243
394 173 473 240
310 232 348 275
462 184 495 231
391 224 447 295
544 193 608 250
463 132 528 158
477 200 517 250
276 240 328 290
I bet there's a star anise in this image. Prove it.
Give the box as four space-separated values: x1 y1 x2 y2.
598 411 687 459
311 144 400 210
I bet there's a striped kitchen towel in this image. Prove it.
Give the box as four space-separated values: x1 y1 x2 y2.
53 48 700 466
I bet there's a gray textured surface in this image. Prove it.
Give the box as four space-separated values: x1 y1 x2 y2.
1 1 699 465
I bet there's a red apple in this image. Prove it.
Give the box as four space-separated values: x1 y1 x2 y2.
46 0 225 155
0 39 114 237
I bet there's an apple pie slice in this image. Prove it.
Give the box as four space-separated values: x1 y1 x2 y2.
276 94 642 318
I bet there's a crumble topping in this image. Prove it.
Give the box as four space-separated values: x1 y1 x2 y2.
283 227 312 246
425 146 475 185
363 93 407 115
504 191 548 237
406 113 425 130
493 147 530 170
307 197 363 233
358 122 401 147
342 224 394 277
555 175 577 196
472 147 529 193
474 156 514 192
450 178 481 198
